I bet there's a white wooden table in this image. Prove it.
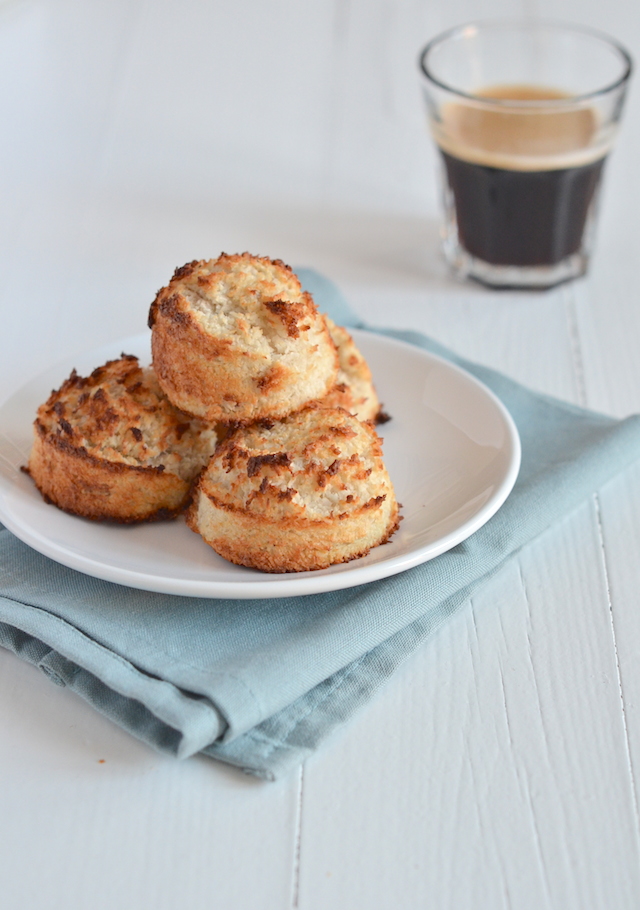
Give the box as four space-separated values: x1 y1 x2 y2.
2 1 640 907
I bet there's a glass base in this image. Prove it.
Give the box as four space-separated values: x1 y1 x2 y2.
442 239 589 290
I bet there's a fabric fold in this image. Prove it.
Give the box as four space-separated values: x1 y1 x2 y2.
0 599 226 758
1 268 639 777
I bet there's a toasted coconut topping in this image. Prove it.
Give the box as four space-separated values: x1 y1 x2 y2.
199 405 392 522
35 356 217 481
150 253 320 357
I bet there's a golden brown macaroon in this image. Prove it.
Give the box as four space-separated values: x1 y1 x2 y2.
320 318 384 422
148 254 339 424
186 404 400 573
26 355 218 522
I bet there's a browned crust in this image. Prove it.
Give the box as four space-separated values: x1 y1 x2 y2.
33 419 169 476
185 492 400 573
28 430 190 523
263 299 307 338
199 488 388 521
246 451 290 477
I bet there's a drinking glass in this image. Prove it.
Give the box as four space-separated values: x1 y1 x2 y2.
419 21 632 289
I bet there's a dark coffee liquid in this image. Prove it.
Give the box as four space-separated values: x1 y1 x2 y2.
441 151 606 266
434 85 610 270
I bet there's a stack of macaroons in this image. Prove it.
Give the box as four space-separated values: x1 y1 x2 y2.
26 253 399 572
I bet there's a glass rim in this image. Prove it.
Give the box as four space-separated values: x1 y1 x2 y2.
418 19 633 106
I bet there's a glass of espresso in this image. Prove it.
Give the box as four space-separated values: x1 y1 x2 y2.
419 22 632 289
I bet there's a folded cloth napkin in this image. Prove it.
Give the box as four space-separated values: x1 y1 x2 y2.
2 269 640 780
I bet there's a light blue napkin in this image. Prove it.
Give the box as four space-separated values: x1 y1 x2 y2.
2 270 640 780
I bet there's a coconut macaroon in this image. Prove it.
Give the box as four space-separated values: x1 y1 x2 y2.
148 254 339 424
320 318 383 423
186 404 400 572
26 356 218 522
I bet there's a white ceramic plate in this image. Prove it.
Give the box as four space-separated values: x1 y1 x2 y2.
0 330 520 599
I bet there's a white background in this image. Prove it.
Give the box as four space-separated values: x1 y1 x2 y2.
1 0 640 907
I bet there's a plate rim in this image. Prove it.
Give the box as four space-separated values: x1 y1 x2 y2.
0 329 521 598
